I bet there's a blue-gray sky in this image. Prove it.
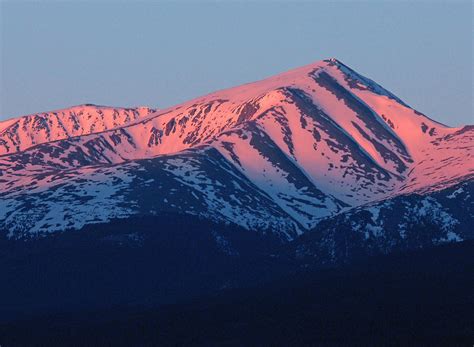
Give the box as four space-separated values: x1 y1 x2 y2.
1 1 472 126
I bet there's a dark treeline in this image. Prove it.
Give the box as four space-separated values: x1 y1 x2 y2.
1 239 473 346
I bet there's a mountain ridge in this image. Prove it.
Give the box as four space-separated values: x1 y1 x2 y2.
0 58 472 240
0 104 158 155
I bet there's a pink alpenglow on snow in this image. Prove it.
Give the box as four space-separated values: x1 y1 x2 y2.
0 105 157 155
0 58 472 238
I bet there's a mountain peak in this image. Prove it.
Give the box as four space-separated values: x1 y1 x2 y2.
325 57 343 64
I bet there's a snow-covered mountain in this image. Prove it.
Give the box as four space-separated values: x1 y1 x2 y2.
292 180 473 265
0 104 157 155
1 58 472 245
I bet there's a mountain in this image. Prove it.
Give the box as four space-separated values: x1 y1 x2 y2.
0 59 473 340
291 180 473 265
0 104 157 155
1 58 472 243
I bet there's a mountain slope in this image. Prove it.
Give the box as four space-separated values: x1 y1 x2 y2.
0 58 472 240
1 147 301 239
291 180 474 265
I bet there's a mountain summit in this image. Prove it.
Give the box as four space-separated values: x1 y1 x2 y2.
1 59 472 242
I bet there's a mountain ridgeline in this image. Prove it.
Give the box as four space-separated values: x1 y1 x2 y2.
1 58 472 246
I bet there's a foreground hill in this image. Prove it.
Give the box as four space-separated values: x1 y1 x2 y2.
1 241 473 346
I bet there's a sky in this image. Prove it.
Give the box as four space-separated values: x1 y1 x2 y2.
1 1 472 126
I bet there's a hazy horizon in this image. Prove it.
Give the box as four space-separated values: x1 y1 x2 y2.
1 1 472 126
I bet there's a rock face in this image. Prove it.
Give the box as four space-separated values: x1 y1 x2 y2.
0 58 473 253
